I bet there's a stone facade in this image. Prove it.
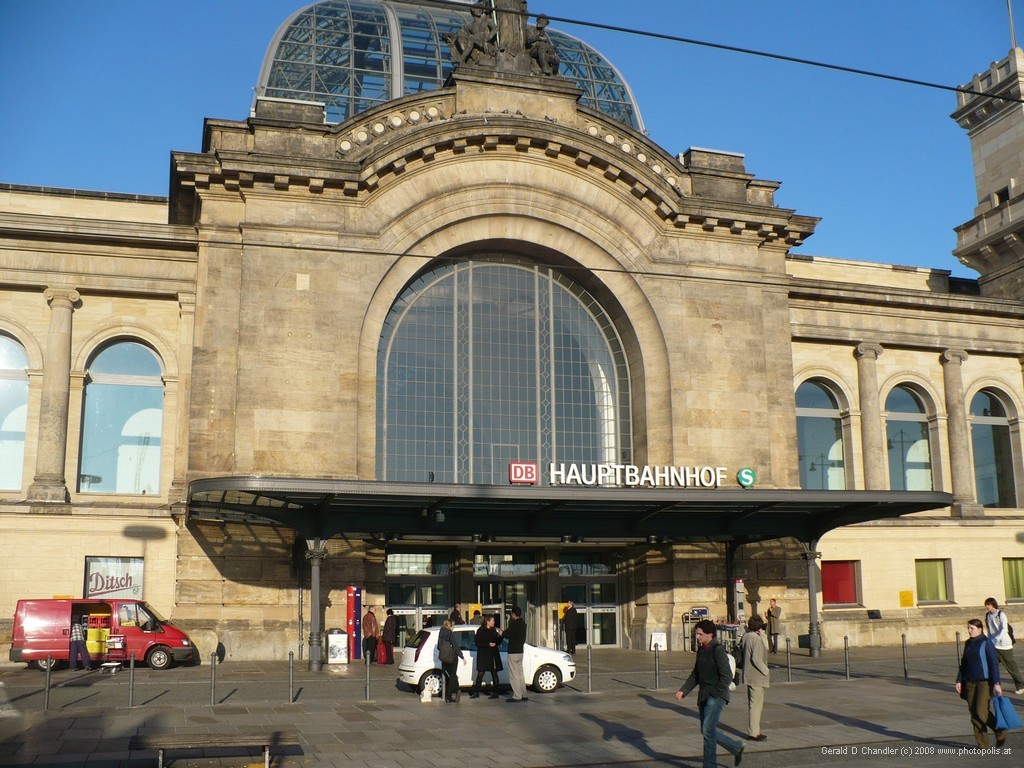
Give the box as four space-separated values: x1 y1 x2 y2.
2 47 1024 659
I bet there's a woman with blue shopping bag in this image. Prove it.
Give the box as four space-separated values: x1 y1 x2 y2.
955 619 1006 748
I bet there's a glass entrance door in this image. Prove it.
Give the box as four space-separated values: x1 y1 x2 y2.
475 581 536 637
561 581 618 647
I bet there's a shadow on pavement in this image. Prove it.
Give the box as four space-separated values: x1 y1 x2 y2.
579 711 696 767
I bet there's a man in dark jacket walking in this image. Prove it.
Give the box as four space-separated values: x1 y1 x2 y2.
675 619 744 767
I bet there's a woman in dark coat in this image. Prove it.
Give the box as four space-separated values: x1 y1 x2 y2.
469 614 504 698
438 619 465 702
956 618 1005 748
381 609 398 665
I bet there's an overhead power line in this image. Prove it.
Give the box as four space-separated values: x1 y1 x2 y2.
421 0 1024 105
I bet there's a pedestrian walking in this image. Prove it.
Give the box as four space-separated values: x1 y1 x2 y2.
505 605 528 702
469 613 503 698
985 597 1024 693
675 619 745 767
740 614 770 742
563 600 579 654
449 602 464 624
765 598 782 653
956 617 1006 748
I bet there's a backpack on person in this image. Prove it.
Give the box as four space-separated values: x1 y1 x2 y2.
1010 622 1017 646
727 648 738 690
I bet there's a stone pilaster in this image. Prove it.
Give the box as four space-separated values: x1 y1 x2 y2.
854 343 885 489
27 288 80 502
942 349 982 517
169 293 196 506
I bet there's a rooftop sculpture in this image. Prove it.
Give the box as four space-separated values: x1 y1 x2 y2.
445 0 561 77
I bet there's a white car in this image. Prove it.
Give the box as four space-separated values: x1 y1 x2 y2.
397 625 575 696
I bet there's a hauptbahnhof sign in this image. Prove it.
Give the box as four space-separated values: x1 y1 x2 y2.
509 462 757 489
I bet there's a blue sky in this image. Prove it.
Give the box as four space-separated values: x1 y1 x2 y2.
0 1 1017 277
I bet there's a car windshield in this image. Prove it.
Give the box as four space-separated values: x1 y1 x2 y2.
139 602 167 623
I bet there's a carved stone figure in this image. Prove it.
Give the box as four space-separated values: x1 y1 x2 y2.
526 15 560 76
444 1 498 68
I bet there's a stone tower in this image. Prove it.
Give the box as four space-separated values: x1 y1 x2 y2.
952 48 1024 298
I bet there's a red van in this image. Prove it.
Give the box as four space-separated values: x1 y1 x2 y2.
9 598 198 670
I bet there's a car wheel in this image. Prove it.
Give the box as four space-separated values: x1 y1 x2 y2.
418 669 443 696
147 646 172 670
32 657 62 671
533 664 562 693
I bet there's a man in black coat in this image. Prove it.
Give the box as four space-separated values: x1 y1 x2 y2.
469 614 503 698
504 606 528 702
675 619 744 767
562 601 579 654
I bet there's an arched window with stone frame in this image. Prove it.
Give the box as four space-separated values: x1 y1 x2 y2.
0 333 30 491
376 255 632 484
884 384 934 492
795 378 848 490
77 340 164 495
970 388 1018 508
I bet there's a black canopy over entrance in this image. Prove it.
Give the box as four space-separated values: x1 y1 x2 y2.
187 476 952 668
188 476 952 543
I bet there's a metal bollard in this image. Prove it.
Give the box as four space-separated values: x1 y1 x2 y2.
785 637 792 683
654 646 660 690
210 652 217 705
956 631 962 666
288 652 294 704
587 644 593 694
128 653 136 708
844 636 850 680
902 634 909 679
44 656 52 711
364 653 371 702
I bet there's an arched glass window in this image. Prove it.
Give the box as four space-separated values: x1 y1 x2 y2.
78 341 164 495
377 256 631 484
971 389 1017 507
795 380 846 490
0 334 30 491
885 385 933 491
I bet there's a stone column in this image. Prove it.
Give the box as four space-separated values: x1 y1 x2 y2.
28 288 80 502
854 343 886 489
941 349 981 516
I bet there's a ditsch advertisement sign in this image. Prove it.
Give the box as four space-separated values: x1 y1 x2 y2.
509 461 539 484
84 556 144 599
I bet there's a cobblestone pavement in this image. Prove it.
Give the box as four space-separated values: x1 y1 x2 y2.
0 644 1020 767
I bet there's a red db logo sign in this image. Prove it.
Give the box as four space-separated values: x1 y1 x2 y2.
509 462 538 485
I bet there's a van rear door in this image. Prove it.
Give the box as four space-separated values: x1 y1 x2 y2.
18 600 72 662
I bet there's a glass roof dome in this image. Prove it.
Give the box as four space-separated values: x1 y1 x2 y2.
255 0 644 130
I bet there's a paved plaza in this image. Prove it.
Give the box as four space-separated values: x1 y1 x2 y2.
0 644 1021 767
